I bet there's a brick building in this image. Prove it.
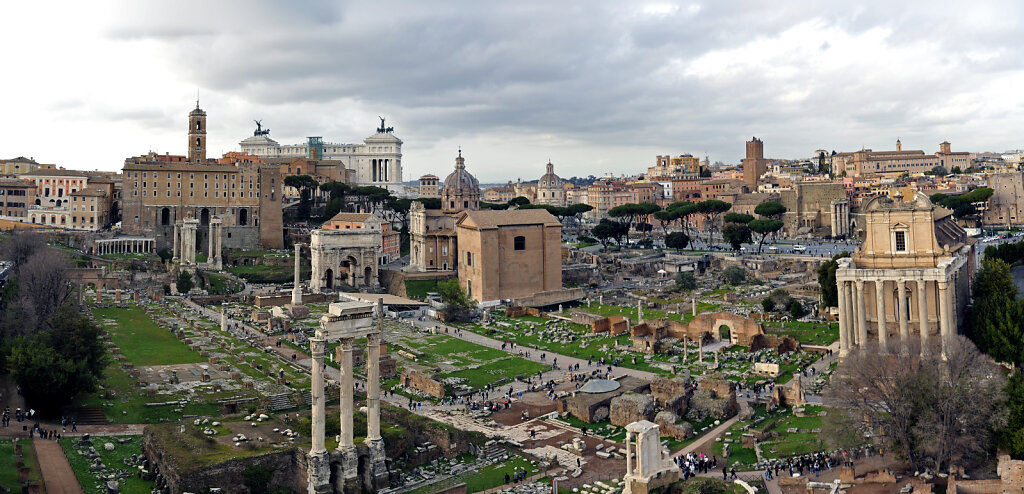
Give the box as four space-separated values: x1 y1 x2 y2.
121 104 284 250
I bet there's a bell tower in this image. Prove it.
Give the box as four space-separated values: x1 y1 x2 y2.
188 101 207 163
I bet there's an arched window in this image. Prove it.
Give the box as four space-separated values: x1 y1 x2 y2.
196 121 201 131
196 138 201 148
514 236 526 251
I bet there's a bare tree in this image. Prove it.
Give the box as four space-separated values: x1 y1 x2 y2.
914 337 1007 472
14 248 73 332
0 230 45 268
825 337 1007 473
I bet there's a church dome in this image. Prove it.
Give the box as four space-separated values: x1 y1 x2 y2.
538 161 562 188
441 150 480 213
536 161 564 205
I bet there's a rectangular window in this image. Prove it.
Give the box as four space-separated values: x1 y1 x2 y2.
895 231 906 252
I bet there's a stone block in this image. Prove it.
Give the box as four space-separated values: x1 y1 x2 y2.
609 392 654 426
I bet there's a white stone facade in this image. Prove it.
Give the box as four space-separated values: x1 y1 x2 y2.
239 127 403 193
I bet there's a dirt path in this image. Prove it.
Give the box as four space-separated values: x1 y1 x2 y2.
33 438 84 494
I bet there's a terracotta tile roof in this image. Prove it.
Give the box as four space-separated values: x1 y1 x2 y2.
328 212 372 223
458 209 561 229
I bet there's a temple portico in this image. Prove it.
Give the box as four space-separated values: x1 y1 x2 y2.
92 237 156 256
835 190 973 358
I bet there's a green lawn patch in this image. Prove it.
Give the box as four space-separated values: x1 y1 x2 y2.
405 279 439 299
228 264 311 283
445 357 548 389
205 273 242 295
0 439 43 490
92 306 203 366
60 435 156 494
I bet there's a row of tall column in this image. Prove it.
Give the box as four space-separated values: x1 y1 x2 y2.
93 238 156 255
837 277 957 357
173 219 199 265
172 218 223 268
307 300 386 493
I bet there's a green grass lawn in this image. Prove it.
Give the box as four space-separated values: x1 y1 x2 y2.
92 306 204 366
206 273 242 294
405 279 440 299
60 435 156 494
406 455 541 494
445 357 548 388
227 264 311 283
764 320 839 346
676 478 748 494
0 439 44 491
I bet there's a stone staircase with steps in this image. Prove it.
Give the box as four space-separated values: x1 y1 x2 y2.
479 442 506 462
267 393 295 411
74 406 108 425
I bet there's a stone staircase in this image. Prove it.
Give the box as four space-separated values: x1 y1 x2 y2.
480 441 506 462
75 406 108 425
267 393 295 411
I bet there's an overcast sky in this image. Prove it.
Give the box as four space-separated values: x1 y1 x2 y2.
3 1 1023 182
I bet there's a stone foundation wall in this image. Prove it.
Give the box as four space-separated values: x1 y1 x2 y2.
505 306 542 318
401 369 445 398
142 427 304 494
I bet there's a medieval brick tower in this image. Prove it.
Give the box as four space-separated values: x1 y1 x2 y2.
741 136 767 190
188 102 207 163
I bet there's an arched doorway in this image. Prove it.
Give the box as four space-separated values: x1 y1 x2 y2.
200 208 210 226
324 269 334 289
161 207 171 226
110 201 120 223
345 256 358 286
238 209 248 226
364 266 372 287
719 325 731 341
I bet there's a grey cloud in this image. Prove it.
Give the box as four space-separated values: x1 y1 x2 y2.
84 1 1024 178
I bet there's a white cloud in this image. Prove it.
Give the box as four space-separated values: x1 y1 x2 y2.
1 1 1024 181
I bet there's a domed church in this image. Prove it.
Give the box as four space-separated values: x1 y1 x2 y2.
441 150 480 213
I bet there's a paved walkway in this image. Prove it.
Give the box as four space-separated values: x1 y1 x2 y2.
33 437 84 494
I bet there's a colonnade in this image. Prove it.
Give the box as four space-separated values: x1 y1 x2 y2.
837 276 958 357
173 219 199 265
93 238 156 255
307 299 386 494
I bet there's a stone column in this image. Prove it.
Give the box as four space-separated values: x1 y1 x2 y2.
875 280 887 350
220 307 227 332
897 280 909 341
625 431 633 476
838 280 850 356
292 244 303 305
208 223 215 263
938 280 951 357
637 301 643 323
917 280 930 355
855 280 868 346
306 334 330 494
338 337 355 449
366 331 382 442
214 221 223 269
692 297 697 317
309 334 326 454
